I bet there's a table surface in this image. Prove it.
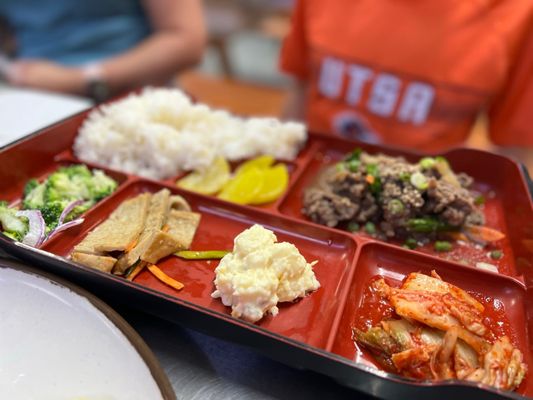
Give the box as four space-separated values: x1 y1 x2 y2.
122 308 373 400
0 85 90 148
0 86 375 399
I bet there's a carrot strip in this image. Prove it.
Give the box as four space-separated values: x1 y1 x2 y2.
366 175 375 184
125 239 138 253
464 225 505 243
127 262 145 281
447 231 469 242
147 264 184 291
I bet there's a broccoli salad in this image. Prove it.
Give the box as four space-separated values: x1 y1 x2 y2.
0 165 118 246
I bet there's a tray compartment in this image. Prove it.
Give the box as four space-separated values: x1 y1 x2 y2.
162 136 323 212
1 108 532 399
0 112 87 198
0 158 128 209
278 137 532 276
41 179 358 350
169 160 299 212
329 241 532 396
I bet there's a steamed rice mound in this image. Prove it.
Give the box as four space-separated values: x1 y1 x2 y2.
74 88 307 180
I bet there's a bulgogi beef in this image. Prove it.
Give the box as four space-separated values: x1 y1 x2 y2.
303 149 484 240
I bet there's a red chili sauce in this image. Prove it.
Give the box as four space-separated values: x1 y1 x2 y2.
353 275 519 372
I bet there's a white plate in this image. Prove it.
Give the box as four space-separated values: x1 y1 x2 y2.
0 261 174 400
0 85 90 148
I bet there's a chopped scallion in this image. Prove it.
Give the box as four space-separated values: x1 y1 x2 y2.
404 238 418 249
434 241 452 252
347 221 360 232
474 195 485 206
364 222 376 234
410 172 429 191
490 250 503 260
388 199 404 215
419 157 436 170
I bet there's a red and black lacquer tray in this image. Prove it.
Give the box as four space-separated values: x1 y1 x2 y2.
1 109 532 400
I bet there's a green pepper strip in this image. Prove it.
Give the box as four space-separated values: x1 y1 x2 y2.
406 218 457 233
434 241 452 252
124 259 141 279
175 250 230 260
346 148 362 162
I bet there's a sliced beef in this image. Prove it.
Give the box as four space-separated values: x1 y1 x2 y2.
427 180 475 226
302 150 481 239
303 188 358 227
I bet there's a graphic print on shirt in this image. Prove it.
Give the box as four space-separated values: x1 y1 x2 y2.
305 47 489 149
331 110 379 143
318 55 436 128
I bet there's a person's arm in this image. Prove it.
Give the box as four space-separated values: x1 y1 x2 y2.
6 0 206 96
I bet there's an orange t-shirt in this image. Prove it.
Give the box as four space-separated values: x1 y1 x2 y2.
279 0 533 151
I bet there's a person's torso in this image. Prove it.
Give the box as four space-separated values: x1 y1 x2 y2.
301 0 532 151
0 0 151 65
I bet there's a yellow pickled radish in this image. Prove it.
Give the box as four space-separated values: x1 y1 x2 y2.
235 155 275 176
176 156 230 195
217 168 264 204
250 164 289 205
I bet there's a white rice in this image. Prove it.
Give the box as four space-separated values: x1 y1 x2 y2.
74 88 307 180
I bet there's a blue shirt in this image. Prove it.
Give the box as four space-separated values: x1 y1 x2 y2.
0 0 151 65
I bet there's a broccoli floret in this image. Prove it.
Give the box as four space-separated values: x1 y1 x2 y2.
60 164 92 179
64 201 93 222
44 170 90 202
40 200 68 231
21 165 117 229
44 165 117 204
22 181 46 210
3 230 24 241
90 170 118 201
23 179 39 198
0 203 28 240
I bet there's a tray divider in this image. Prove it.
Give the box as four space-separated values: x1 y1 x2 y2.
324 237 367 352
273 139 324 213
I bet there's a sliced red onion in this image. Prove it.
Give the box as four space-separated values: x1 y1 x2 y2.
46 218 85 242
15 210 46 247
59 199 85 226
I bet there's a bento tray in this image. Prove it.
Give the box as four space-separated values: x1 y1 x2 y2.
1 109 532 400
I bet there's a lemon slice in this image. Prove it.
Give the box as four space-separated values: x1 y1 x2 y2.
235 155 275 176
250 164 289 205
218 168 264 204
177 156 230 195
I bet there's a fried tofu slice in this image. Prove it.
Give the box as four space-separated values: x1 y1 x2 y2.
71 189 200 278
140 210 201 264
169 195 191 212
71 251 117 273
165 210 201 249
140 231 183 264
113 189 171 274
73 193 150 254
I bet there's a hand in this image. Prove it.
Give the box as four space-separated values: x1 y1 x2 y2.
6 60 85 95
